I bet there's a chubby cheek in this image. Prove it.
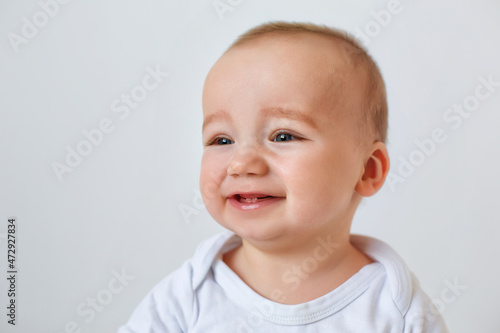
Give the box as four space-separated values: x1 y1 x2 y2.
278 149 354 220
200 151 227 212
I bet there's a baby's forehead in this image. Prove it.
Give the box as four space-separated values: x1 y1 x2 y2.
217 34 367 97
227 32 355 67
204 32 372 129
204 27 387 143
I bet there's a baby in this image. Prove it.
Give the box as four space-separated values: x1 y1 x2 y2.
119 22 448 332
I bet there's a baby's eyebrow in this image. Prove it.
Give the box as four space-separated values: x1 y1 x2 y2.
202 110 232 132
261 107 319 130
202 107 318 132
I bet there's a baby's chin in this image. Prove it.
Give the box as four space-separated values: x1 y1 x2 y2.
221 223 277 241
216 220 306 251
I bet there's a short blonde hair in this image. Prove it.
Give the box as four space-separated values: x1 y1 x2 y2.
226 21 388 143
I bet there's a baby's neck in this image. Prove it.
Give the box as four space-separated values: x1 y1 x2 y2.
222 236 373 305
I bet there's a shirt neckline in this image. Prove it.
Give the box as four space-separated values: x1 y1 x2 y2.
212 234 384 326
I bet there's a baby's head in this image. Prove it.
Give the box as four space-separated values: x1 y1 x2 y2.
200 22 390 250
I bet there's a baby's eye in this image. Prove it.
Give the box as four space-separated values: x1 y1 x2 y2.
213 137 234 145
273 132 296 142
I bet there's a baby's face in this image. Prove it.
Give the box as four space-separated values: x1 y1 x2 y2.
200 34 369 247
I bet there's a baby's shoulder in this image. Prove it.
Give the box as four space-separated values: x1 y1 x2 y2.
157 230 235 291
118 231 234 332
350 235 448 332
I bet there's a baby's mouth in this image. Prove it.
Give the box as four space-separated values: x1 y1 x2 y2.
233 194 275 203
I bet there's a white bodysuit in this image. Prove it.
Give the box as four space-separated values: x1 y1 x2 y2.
118 231 449 332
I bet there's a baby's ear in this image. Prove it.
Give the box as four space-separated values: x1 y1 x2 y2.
355 141 390 197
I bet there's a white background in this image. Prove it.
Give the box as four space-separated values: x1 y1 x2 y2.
1 0 499 332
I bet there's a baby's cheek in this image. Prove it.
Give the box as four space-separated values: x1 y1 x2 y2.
200 158 225 201
200 174 219 202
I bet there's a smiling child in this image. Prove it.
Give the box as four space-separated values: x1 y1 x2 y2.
119 21 448 332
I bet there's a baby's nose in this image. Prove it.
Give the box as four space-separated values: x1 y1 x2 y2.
227 146 269 177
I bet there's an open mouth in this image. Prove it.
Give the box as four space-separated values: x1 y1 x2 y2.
233 194 275 203
228 192 284 210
